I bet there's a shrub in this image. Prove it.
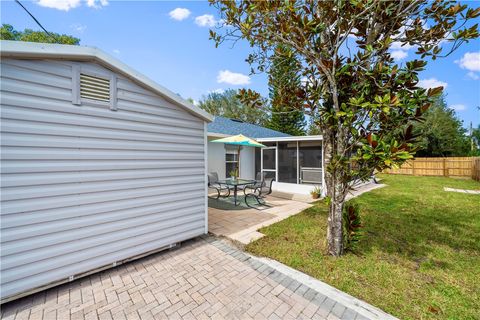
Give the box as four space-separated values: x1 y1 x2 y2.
343 201 363 251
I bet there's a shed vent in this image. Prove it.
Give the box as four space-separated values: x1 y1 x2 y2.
80 73 110 102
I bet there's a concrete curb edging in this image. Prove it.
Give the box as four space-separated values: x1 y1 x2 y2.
254 256 398 320
204 236 398 320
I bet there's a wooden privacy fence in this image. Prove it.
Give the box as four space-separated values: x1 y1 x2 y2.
383 157 480 180
473 157 480 181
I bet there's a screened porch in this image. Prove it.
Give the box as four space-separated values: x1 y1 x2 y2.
255 136 324 190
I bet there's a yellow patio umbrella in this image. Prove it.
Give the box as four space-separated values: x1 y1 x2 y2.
210 134 265 177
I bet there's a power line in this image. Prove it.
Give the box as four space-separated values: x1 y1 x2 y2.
14 0 57 42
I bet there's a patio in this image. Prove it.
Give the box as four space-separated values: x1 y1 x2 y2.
0 236 378 320
208 195 312 245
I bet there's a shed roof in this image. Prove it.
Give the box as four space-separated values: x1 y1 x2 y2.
207 116 291 138
0 40 213 122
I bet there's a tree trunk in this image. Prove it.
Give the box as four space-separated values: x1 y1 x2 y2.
327 182 345 256
323 131 346 256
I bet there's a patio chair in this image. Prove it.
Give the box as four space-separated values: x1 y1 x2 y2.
243 172 266 195
256 171 267 184
208 172 230 199
244 177 275 208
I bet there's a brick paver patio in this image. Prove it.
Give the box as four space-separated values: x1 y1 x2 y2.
0 237 369 320
209 196 312 244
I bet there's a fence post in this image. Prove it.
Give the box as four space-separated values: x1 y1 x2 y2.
473 157 480 181
412 160 415 175
472 158 474 180
443 158 448 177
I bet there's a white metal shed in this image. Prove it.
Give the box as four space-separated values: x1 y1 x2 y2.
0 40 213 303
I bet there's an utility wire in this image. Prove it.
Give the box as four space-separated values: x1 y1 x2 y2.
14 0 57 42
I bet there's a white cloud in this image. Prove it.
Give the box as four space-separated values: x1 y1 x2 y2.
216 70 250 85
301 76 317 87
390 50 408 61
85 0 108 8
418 78 448 90
467 71 479 80
389 41 415 61
209 88 225 94
455 52 480 72
450 104 466 111
36 0 81 11
169 8 191 21
195 14 217 27
347 28 358 39
70 23 86 33
36 0 107 11
391 41 413 51
113 49 120 55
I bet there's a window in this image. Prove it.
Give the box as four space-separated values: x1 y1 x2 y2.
225 149 239 178
72 66 117 110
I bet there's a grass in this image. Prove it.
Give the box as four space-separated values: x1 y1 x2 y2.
246 174 480 320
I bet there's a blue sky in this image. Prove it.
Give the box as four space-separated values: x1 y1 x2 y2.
2 0 479 128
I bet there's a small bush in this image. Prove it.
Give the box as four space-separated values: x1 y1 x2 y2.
343 201 363 251
310 185 322 199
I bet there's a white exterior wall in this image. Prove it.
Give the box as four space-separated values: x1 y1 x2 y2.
0 59 207 302
207 140 226 179
207 140 255 180
272 182 320 195
240 146 255 180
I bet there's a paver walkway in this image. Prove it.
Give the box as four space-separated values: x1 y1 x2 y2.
443 187 480 194
209 196 312 244
346 182 385 201
0 237 391 320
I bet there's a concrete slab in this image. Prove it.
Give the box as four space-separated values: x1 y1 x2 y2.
444 187 480 194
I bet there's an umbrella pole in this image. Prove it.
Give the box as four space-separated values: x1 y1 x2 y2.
238 145 241 178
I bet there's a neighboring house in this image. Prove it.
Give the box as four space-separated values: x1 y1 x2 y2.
207 116 324 195
0 41 212 303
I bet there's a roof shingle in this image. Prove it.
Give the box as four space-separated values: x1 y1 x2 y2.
207 116 291 138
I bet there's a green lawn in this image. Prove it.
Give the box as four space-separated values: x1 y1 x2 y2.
246 174 480 320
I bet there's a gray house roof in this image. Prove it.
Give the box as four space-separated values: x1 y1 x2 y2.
0 40 213 122
207 116 291 138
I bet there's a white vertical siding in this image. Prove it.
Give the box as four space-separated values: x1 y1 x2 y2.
0 59 207 301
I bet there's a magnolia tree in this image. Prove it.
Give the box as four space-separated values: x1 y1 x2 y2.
210 0 479 256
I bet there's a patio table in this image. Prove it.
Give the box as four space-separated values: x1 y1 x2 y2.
217 178 256 206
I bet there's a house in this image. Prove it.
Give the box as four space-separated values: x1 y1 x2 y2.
0 41 213 303
207 116 324 195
